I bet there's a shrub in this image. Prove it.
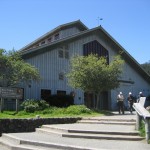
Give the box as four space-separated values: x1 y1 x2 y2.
66 105 91 115
21 99 49 113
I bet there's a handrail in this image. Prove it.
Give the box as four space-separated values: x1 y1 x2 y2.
133 102 150 143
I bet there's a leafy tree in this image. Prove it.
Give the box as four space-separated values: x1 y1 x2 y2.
0 49 40 87
141 61 150 75
67 54 124 109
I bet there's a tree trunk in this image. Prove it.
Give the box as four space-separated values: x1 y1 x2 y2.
96 92 101 110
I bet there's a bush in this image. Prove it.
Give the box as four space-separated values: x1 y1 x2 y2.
21 99 49 113
46 95 74 107
66 105 91 115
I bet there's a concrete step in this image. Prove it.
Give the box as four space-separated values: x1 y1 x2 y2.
0 133 102 150
37 124 139 136
0 134 62 150
36 128 143 141
82 117 136 122
62 132 144 141
36 123 143 141
77 120 136 125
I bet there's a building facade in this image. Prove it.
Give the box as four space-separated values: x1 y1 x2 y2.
20 20 150 110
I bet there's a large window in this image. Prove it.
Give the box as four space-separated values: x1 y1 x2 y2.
83 40 109 63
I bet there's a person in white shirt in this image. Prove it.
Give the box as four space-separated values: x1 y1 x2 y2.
117 92 124 114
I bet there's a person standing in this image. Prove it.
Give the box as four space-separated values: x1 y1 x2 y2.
117 92 124 114
127 92 134 113
137 91 144 102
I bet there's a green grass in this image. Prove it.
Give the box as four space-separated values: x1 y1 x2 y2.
0 105 111 119
139 121 145 137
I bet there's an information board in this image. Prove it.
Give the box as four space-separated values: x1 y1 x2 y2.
0 87 23 99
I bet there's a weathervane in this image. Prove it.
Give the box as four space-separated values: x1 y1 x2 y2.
97 17 103 26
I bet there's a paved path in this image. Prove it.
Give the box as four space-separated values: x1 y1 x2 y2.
0 111 150 150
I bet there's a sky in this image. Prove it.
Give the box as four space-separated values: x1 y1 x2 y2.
0 0 150 64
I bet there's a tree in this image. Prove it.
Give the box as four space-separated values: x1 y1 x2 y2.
66 54 124 109
141 61 150 75
0 49 40 87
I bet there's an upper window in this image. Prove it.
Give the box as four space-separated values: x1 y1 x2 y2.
54 33 60 40
47 37 52 43
83 40 109 64
58 45 69 59
41 41 45 45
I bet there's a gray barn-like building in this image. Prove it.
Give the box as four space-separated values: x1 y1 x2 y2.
20 20 150 110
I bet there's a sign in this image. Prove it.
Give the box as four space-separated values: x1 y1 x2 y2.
0 87 23 99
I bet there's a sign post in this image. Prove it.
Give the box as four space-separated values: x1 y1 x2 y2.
0 87 23 113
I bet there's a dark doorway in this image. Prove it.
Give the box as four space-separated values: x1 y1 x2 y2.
41 89 51 101
84 91 109 110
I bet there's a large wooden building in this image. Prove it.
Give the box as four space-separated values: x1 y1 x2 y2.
20 20 150 110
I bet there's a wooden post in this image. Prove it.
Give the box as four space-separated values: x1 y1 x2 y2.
16 99 19 113
145 118 150 143
0 98 3 113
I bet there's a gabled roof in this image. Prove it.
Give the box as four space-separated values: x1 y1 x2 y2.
20 20 88 51
20 21 150 84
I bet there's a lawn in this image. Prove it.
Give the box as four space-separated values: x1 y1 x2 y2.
0 105 111 119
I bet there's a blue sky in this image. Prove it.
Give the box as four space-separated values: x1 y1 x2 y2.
0 0 149 64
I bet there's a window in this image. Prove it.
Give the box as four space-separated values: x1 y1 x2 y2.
35 43 39 47
57 90 66 95
65 51 69 59
41 89 51 100
41 41 45 45
47 37 52 43
59 72 64 80
58 45 69 59
54 33 59 40
83 40 109 64
58 50 63 58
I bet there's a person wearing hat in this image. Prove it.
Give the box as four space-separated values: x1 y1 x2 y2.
127 92 134 113
117 92 125 114
137 91 144 102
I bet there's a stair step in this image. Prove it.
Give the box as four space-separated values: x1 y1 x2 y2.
82 118 136 122
0 134 103 150
37 126 139 136
62 133 144 141
77 120 136 125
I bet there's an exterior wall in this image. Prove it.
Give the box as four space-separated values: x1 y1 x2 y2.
24 33 97 105
60 27 81 39
94 33 150 110
23 30 150 110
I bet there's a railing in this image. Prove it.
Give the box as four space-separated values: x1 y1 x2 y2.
133 97 150 143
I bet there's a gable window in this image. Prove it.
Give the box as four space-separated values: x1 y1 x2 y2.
47 37 52 43
58 45 69 59
41 41 45 45
54 33 60 40
83 40 109 64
